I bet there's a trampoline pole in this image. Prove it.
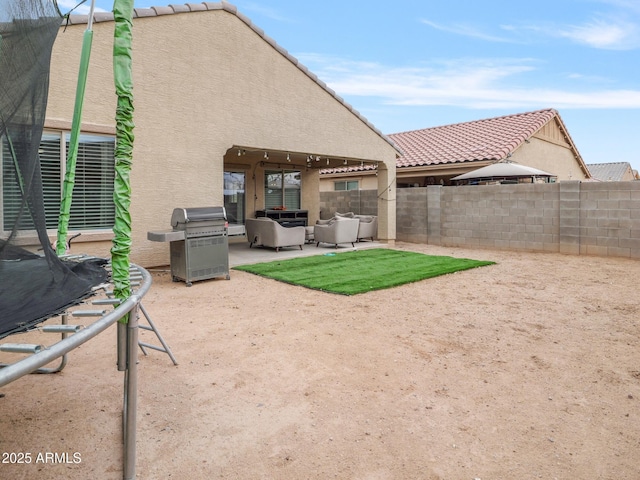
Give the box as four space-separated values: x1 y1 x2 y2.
123 302 139 480
56 0 96 256
117 322 127 371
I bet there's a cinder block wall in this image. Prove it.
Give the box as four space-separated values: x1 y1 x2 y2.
439 183 561 253
396 188 428 244
579 182 640 258
319 190 377 219
321 182 640 259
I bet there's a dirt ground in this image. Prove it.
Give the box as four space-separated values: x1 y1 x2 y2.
1 242 639 480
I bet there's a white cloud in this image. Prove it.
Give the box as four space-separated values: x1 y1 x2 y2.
298 54 640 110
421 7 640 50
420 19 513 43
557 18 640 49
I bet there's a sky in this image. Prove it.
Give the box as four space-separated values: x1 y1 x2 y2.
59 0 640 173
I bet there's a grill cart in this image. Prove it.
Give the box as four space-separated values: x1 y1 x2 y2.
148 207 230 286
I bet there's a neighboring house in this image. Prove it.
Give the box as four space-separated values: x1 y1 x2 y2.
3 2 399 267
587 162 638 182
320 109 590 191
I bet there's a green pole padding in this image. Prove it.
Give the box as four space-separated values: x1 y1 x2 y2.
111 0 135 319
56 28 94 255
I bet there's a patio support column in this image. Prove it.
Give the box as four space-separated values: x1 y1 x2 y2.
301 169 320 225
377 159 396 244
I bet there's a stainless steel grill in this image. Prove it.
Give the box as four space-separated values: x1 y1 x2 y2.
148 206 230 286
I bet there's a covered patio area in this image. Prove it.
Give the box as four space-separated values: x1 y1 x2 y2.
223 146 396 245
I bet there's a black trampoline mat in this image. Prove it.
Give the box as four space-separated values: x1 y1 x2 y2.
0 256 108 340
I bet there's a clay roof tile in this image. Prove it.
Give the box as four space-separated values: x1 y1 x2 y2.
390 108 558 168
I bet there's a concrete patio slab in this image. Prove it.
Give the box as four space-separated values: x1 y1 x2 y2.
228 238 385 267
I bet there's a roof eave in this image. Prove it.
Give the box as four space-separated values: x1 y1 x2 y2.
64 1 400 154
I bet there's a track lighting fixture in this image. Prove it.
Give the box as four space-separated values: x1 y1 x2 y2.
326 158 330 166
264 151 269 160
343 159 348 165
287 153 291 162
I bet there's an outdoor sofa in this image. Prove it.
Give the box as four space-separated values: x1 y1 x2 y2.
245 217 306 252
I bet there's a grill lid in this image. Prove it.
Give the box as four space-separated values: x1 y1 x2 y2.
171 207 227 227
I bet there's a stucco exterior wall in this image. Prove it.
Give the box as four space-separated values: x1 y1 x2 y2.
46 6 397 266
512 120 588 181
319 173 378 192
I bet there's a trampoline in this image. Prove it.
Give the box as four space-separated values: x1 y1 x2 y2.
0 0 110 336
0 259 153 480
0 0 151 478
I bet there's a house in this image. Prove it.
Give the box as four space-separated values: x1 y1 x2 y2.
587 162 638 182
16 2 398 267
320 109 590 191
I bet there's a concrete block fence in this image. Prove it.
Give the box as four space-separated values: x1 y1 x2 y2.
320 181 640 259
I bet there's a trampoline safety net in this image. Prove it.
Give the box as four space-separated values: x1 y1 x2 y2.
0 0 108 339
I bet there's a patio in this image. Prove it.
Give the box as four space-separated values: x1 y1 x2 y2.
228 237 385 267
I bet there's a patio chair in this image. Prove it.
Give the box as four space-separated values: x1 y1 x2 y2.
314 217 360 248
333 212 377 241
355 215 377 241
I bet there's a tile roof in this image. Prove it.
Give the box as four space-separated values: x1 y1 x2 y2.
389 109 559 168
586 162 634 181
65 1 398 152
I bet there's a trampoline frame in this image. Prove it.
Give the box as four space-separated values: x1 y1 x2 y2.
0 262 151 480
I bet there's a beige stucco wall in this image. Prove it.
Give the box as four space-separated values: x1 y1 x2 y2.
512 120 589 181
319 173 378 192
46 6 397 266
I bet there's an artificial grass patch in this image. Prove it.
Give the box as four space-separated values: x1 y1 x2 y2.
233 248 494 295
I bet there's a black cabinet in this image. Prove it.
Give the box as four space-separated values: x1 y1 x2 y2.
256 209 308 227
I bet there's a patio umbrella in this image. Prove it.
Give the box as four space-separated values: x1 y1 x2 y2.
451 161 554 181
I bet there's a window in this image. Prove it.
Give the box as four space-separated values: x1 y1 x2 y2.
264 170 301 209
334 180 358 191
1 131 115 232
224 171 245 224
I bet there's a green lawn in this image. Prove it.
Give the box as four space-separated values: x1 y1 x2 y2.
233 248 495 295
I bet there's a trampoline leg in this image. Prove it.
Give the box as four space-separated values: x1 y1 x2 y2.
138 303 178 366
0 314 70 374
123 304 139 480
117 321 127 372
34 314 70 374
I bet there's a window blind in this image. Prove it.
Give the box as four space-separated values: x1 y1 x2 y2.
1 132 115 232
